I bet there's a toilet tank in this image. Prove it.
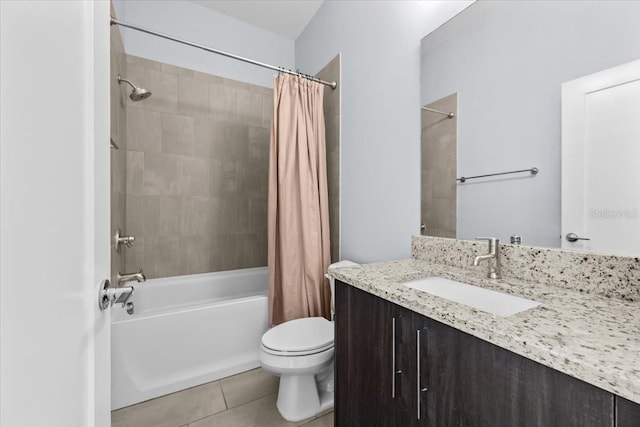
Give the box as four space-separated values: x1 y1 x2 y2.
326 260 360 319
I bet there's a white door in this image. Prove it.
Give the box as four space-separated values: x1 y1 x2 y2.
0 1 111 426
562 59 640 256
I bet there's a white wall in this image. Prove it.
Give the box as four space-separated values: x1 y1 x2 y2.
0 1 111 426
420 1 640 248
112 0 295 87
295 1 473 262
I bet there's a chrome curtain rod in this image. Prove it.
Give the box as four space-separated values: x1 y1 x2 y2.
457 167 539 183
421 106 454 119
110 17 337 90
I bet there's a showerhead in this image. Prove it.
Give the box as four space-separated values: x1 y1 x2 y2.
129 86 152 102
117 75 152 102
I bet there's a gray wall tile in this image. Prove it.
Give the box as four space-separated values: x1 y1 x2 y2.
127 108 161 153
123 58 272 278
209 83 238 122
179 196 215 236
421 93 457 239
127 54 162 71
124 54 337 278
237 89 263 127
194 117 217 158
125 194 144 238
144 235 180 278
262 93 274 128
161 113 194 156
194 70 223 84
143 153 179 196
126 151 144 195
179 75 208 117
178 235 210 275
178 156 210 197
316 54 341 262
125 236 145 274
145 68 178 113
222 124 249 161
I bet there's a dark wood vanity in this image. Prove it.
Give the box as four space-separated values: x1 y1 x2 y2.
335 280 640 427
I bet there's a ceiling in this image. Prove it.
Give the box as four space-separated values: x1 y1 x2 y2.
191 0 324 40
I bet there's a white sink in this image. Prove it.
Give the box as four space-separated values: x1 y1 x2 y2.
402 277 541 317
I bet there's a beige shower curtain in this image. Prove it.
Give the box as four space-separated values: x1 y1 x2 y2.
268 74 331 325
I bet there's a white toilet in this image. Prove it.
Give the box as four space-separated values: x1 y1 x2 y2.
259 260 360 422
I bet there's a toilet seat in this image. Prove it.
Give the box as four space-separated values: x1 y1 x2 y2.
261 317 334 356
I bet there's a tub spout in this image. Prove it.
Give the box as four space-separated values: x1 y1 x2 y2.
117 270 146 286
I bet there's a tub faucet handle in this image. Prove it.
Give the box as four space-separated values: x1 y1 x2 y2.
98 279 134 310
113 286 134 306
115 228 136 252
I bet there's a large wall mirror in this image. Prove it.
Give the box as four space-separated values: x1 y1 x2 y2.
420 0 640 256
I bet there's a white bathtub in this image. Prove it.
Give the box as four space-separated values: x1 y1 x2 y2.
111 267 269 410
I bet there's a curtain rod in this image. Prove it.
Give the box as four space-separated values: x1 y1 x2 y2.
110 17 337 90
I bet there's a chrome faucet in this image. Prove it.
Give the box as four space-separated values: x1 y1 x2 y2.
473 237 501 279
117 270 146 286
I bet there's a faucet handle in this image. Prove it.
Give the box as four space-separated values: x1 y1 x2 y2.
123 235 135 248
115 229 136 252
475 237 500 246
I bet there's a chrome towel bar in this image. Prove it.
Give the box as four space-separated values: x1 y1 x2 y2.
457 167 538 183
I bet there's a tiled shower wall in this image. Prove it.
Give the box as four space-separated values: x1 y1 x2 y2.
317 54 341 263
421 93 457 239
110 10 127 284
123 55 272 279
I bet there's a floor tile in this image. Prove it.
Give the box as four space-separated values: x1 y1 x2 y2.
301 413 334 427
111 381 226 427
188 393 313 427
220 368 279 408
314 407 334 419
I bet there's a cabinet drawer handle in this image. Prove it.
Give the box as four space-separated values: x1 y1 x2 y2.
392 317 396 398
416 329 421 420
416 328 428 420
392 317 403 399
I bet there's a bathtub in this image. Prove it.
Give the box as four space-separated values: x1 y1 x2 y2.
111 267 269 410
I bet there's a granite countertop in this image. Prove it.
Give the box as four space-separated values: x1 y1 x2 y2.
329 258 640 404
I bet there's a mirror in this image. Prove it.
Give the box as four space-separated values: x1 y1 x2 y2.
420 0 640 254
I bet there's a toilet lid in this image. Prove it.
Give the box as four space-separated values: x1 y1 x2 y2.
262 317 334 353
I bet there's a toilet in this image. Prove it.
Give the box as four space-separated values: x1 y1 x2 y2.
259 260 360 422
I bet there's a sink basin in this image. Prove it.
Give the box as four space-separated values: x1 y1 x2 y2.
402 277 541 317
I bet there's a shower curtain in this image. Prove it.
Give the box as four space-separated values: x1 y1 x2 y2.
268 74 331 325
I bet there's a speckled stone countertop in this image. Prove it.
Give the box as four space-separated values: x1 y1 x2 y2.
328 259 640 404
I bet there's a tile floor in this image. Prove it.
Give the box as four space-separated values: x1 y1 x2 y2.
111 368 334 427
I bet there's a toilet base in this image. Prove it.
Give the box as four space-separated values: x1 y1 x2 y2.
276 374 334 422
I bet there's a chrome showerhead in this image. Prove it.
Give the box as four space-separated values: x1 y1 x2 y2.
129 86 152 102
117 75 152 102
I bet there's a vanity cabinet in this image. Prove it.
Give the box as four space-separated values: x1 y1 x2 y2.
616 396 640 427
335 280 617 427
334 277 412 425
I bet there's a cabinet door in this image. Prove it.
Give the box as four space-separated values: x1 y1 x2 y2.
393 304 419 427
616 396 640 427
335 282 397 426
413 313 431 426
425 317 614 427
